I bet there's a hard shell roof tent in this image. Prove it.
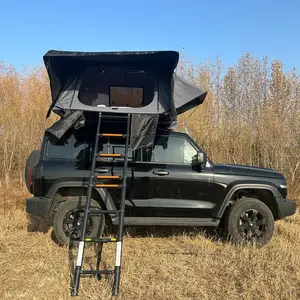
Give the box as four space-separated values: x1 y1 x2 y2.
43 50 208 149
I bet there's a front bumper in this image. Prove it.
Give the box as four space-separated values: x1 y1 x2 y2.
26 197 52 217
277 198 296 219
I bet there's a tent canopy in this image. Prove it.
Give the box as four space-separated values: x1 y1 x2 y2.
43 50 207 117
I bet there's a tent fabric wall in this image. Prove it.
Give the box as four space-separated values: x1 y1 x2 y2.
43 50 207 150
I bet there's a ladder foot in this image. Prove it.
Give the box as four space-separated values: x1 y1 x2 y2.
72 266 81 297
113 266 121 296
70 290 78 297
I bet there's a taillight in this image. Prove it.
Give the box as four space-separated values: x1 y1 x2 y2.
29 167 33 186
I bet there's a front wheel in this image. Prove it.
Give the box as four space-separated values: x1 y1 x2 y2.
224 197 275 246
53 197 105 246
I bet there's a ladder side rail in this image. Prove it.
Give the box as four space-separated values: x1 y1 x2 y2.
72 112 102 296
113 113 131 296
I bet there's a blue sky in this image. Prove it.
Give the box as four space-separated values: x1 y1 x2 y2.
1 0 299 71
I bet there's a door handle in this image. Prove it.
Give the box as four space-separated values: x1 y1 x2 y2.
153 170 169 176
96 168 109 173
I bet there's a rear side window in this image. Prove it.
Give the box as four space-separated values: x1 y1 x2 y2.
45 133 88 160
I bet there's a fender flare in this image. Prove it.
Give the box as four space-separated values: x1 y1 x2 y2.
216 183 281 219
46 181 117 217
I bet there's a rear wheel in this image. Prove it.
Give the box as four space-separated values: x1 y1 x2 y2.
224 197 274 246
53 197 105 246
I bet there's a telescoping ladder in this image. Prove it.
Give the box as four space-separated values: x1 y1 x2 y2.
72 112 131 297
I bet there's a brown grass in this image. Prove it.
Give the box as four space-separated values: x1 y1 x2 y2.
1 187 300 300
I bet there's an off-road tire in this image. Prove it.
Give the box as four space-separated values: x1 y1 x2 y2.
53 197 105 246
224 197 274 246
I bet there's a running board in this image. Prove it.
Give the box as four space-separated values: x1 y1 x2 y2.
121 217 220 227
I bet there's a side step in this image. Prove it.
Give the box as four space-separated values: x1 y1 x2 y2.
122 217 220 227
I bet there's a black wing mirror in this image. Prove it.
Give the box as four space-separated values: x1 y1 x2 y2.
194 152 207 171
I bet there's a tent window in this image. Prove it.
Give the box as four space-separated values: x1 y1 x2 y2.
78 66 156 108
110 86 143 107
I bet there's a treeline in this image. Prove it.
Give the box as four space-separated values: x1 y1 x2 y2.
0 54 299 198
177 54 300 199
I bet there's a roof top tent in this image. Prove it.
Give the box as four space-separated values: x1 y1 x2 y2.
43 50 208 149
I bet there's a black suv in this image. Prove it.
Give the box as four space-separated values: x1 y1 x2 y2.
26 124 296 246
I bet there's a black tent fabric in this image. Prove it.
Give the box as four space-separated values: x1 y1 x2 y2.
45 110 85 145
130 114 159 151
43 50 207 150
173 73 207 115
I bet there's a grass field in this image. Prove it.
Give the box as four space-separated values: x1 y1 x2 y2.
1 188 300 300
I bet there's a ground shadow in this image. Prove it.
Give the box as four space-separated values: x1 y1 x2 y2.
108 224 223 242
27 214 52 233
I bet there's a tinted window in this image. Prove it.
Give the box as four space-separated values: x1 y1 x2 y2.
152 136 197 164
136 135 197 164
45 133 193 163
46 134 87 160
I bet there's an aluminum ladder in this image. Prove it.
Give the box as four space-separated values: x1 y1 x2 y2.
71 112 131 297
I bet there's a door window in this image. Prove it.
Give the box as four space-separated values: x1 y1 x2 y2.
136 135 197 164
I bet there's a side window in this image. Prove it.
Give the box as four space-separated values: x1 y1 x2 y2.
150 135 197 164
46 134 87 160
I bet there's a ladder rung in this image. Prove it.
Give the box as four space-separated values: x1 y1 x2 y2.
96 175 120 179
100 133 126 137
89 209 120 215
85 237 117 243
99 153 123 158
80 270 115 275
95 184 120 188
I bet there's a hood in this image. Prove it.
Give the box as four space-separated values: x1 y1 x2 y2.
214 164 284 179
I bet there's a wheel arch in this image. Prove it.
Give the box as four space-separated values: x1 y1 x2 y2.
46 182 116 220
217 183 281 220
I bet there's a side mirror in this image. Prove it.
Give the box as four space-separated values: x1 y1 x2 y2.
197 152 207 171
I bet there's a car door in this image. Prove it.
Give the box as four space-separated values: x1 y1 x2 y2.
95 138 151 217
148 134 215 218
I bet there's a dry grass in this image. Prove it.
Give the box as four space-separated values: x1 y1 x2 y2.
1 188 300 300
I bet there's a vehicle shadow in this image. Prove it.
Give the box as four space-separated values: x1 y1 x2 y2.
27 214 52 233
111 225 223 242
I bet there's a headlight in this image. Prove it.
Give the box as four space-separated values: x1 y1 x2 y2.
279 184 287 198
